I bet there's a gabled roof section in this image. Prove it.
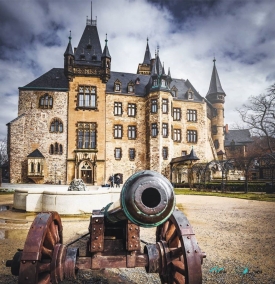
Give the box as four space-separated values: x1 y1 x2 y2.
143 39 151 65
206 59 225 96
74 24 102 66
172 79 204 102
19 68 68 91
27 149 45 158
106 72 150 96
6 113 25 125
225 129 253 147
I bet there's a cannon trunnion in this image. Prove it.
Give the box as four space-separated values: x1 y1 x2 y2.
6 170 205 283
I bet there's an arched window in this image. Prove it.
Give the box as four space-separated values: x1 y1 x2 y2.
49 143 63 155
39 93 53 109
50 118 63 133
50 144 54 154
31 162 35 173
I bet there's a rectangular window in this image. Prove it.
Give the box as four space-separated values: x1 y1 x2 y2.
182 151 187 156
173 129 181 142
162 99 168 113
128 126 136 139
114 102 122 115
151 99 157 113
115 148 122 159
114 125 123 138
212 125 217 135
163 147 168 159
128 103 136 117
173 108 181 121
162 123 168 137
187 109 197 122
115 84 120 91
77 123 96 149
152 123 158 137
187 130 197 143
78 86 97 108
129 148 136 160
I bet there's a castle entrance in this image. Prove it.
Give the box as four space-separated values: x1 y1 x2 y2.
81 169 92 184
80 161 93 184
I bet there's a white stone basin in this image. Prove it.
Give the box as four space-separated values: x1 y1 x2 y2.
13 187 121 215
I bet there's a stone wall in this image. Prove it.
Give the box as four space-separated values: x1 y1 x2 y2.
9 90 68 184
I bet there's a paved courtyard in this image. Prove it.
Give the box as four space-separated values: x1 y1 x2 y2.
0 193 275 283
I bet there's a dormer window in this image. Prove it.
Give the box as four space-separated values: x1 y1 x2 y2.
135 78 140 84
188 91 194 100
153 79 158 87
171 86 178 97
92 55 97 61
114 80 121 92
87 44 92 49
128 81 134 93
161 79 166 87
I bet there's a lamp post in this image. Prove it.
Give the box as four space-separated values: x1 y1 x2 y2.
54 164 57 184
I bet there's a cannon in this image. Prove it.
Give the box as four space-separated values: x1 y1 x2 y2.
6 170 206 283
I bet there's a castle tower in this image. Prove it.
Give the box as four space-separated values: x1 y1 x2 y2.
206 58 226 156
137 38 152 75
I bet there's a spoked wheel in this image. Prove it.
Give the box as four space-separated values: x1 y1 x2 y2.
18 211 65 284
155 208 205 284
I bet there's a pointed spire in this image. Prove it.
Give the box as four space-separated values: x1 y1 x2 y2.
64 30 74 56
188 147 200 161
206 58 225 96
143 37 151 65
162 62 166 75
102 33 111 58
168 67 171 77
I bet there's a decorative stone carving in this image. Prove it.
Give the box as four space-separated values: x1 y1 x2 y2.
68 179 87 191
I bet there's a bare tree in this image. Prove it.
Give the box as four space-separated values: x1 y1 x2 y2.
236 83 275 153
0 137 8 167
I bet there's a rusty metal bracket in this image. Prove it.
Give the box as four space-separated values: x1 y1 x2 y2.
89 210 104 253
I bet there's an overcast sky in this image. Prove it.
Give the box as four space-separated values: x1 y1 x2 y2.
0 0 274 140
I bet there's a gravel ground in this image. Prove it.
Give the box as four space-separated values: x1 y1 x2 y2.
0 194 275 284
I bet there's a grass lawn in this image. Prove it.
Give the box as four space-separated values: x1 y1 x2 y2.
174 188 275 202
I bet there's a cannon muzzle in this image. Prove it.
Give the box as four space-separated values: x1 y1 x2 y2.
104 170 175 227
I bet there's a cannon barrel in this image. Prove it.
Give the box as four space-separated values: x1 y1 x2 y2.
104 170 175 228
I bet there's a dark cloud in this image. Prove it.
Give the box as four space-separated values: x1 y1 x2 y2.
0 0 274 139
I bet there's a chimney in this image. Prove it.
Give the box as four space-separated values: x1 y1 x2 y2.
224 124 229 134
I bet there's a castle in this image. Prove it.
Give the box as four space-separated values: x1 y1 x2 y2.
7 13 228 185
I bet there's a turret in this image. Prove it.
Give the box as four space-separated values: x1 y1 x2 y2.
64 31 74 80
101 34 111 83
206 58 226 155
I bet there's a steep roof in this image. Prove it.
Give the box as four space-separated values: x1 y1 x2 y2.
27 149 45 158
102 36 111 58
106 72 149 96
64 33 74 56
206 59 225 96
74 24 102 66
19 68 204 103
225 129 253 146
20 68 68 91
143 40 151 64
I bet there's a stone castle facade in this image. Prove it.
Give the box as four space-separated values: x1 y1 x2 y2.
7 16 227 185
